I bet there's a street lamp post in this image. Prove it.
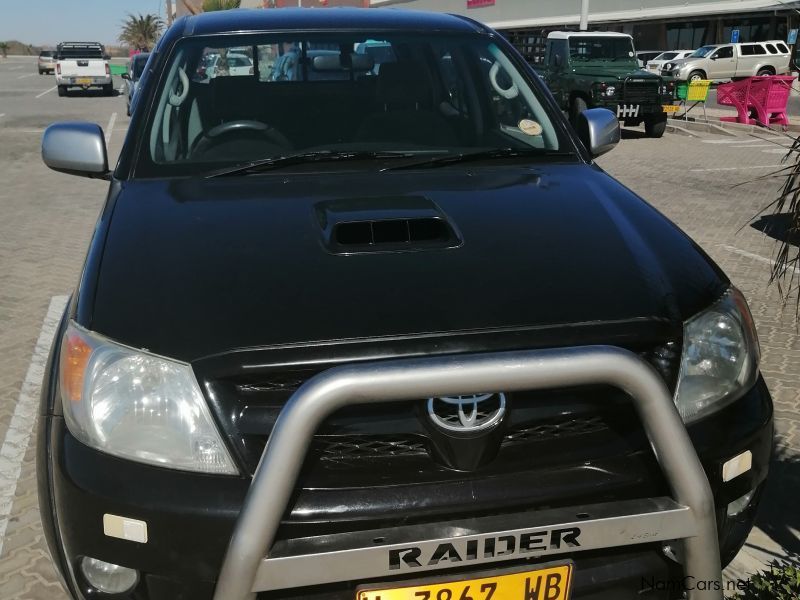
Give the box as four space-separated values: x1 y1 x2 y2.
580 0 589 30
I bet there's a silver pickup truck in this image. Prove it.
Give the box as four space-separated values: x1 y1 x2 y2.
55 42 113 96
663 40 791 82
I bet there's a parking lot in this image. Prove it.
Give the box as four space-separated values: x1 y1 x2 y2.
0 53 799 598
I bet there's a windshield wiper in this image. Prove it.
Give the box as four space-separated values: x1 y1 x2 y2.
206 150 420 178
383 148 569 171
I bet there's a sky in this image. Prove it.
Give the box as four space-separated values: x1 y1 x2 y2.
0 0 169 47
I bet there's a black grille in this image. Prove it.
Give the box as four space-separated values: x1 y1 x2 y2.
207 341 680 477
503 415 608 445
312 415 610 462
317 435 428 460
623 80 659 104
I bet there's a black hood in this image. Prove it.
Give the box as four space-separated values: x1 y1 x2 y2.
87 164 726 362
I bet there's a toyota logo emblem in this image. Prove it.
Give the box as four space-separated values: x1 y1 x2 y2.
427 393 506 433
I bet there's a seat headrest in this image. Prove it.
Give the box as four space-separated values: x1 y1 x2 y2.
377 62 429 107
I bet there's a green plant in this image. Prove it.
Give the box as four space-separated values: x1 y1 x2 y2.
119 13 164 52
749 133 800 318
727 562 800 599
0 42 9 59
202 0 241 10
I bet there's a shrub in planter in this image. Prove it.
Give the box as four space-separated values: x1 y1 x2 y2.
727 562 800 599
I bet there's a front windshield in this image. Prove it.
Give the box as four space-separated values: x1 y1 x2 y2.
655 52 678 61
690 46 715 58
138 33 566 177
568 36 635 61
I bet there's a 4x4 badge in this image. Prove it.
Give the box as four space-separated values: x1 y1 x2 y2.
427 393 506 433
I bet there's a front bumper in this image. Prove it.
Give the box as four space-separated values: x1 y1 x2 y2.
38 366 772 600
593 99 674 119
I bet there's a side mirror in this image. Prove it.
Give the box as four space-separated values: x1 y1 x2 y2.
121 72 131 80
42 122 109 179
576 108 620 158
710 55 718 61
554 53 563 69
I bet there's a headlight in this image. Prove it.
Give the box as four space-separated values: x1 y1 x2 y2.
59 323 237 475
664 63 674 71
605 86 616 97
674 288 760 423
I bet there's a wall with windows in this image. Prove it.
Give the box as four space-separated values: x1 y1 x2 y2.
370 0 784 29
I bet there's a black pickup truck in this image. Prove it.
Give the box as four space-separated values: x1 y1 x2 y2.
37 8 771 600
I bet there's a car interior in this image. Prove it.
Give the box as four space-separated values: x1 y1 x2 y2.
144 35 559 171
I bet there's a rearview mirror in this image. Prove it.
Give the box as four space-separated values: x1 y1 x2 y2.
42 122 109 179
311 53 375 72
576 108 620 158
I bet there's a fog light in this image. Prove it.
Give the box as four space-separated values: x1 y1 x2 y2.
727 489 756 517
80 557 139 594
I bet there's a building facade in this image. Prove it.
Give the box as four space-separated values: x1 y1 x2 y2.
242 0 370 7
370 0 800 64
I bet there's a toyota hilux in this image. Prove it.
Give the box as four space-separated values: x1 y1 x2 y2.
37 8 773 600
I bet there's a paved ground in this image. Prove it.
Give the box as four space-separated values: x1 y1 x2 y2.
0 54 798 598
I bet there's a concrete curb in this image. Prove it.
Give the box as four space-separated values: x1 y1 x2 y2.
668 116 799 137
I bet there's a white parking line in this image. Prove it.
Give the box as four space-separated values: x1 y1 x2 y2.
0 295 68 556
17 73 36 79
0 114 5 119
35 85 57 98
719 245 800 275
105 112 117 145
700 139 759 144
8 66 22 71
690 164 783 172
729 144 791 149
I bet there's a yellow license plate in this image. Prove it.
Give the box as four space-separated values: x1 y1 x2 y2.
662 104 680 113
77 78 92 85
357 564 572 600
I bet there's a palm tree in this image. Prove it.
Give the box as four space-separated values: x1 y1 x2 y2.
0 42 9 59
202 0 241 10
763 139 800 317
119 14 164 52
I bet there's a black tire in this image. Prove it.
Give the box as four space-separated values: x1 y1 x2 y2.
756 67 775 77
57 85 66 97
103 83 114 96
38 69 43 75
570 96 588 127
645 116 667 138
688 70 705 83
126 102 131 117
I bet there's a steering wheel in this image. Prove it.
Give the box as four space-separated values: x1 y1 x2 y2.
192 120 292 156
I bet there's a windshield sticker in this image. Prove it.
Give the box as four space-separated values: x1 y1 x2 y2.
518 119 543 136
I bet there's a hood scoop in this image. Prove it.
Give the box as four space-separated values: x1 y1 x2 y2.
317 196 461 254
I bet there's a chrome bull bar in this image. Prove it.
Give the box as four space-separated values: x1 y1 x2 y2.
212 346 723 600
